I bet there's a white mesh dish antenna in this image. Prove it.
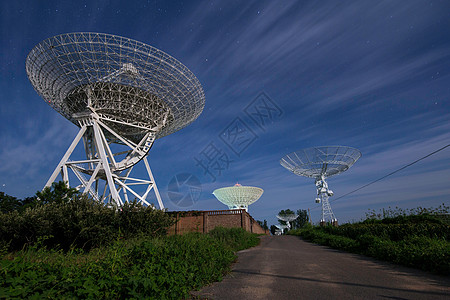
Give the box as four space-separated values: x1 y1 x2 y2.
212 183 264 212
276 214 298 229
280 146 361 224
26 32 205 208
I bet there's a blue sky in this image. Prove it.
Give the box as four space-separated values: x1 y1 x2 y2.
1 0 449 225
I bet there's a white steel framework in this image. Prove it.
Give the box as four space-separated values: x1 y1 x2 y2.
280 146 361 224
26 32 205 208
212 183 264 212
315 174 336 224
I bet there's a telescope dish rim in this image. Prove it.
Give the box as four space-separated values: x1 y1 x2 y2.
212 185 264 208
280 145 362 179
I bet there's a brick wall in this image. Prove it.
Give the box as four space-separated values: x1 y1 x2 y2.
168 209 270 235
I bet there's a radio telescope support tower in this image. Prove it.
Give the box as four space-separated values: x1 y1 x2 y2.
280 146 361 225
43 109 163 208
315 174 336 225
26 33 205 208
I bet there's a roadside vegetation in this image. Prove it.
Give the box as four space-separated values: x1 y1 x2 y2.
288 204 450 275
0 183 260 299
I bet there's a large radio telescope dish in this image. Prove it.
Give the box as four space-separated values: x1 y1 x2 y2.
26 32 205 139
26 32 205 208
280 146 361 225
212 183 264 212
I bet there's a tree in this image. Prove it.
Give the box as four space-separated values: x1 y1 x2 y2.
0 192 21 213
263 219 268 230
270 224 277 235
0 193 39 213
20 196 38 211
293 209 309 228
256 219 269 230
35 181 79 205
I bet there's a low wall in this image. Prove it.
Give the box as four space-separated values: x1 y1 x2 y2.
167 209 270 235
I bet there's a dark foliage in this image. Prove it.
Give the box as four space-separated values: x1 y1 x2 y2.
256 219 269 230
0 182 78 214
35 181 79 205
0 192 21 213
0 192 37 213
0 183 175 252
294 209 309 228
270 225 277 235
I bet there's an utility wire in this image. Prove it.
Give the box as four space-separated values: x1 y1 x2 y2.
329 142 450 203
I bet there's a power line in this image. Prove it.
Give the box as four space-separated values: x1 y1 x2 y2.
329 142 450 203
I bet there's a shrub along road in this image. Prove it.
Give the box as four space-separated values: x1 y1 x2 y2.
193 235 450 299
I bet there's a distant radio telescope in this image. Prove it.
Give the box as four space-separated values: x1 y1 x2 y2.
212 183 264 212
280 146 361 225
275 224 288 234
276 213 298 229
26 32 205 208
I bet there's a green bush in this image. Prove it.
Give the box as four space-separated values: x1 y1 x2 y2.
0 195 175 252
290 213 450 275
293 228 358 252
287 228 302 236
397 236 450 274
117 201 175 239
0 228 258 299
327 234 359 251
0 181 76 214
322 223 450 241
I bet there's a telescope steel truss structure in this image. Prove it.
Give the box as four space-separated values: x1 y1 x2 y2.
26 32 205 208
280 146 361 224
212 184 264 212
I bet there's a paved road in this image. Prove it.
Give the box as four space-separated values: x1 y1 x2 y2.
193 235 450 299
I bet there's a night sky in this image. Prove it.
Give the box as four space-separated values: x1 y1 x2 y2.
1 0 450 225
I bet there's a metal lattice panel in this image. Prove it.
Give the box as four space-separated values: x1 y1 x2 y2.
213 184 264 208
26 32 205 139
280 146 362 179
